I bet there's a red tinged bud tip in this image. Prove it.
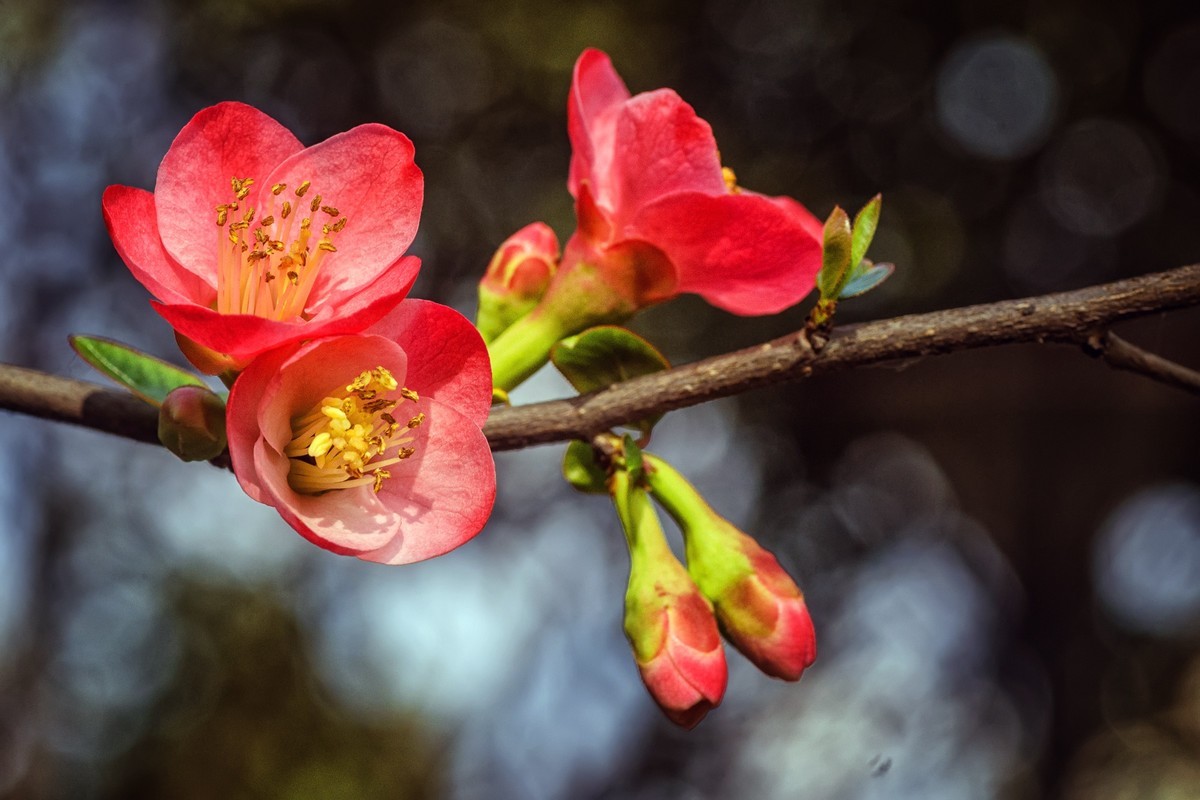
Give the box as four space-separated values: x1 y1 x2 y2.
476 222 559 343
644 455 817 681
612 469 727 728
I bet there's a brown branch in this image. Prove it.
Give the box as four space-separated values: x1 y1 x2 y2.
484 263 1200 450
2 263 1199 454
0 362 160 444
1081 331 1200 396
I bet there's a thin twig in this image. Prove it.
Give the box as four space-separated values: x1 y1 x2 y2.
1 263 1199 454
1082 331 1200 396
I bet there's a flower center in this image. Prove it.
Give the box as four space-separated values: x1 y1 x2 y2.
721 167 741 194
214 177 348 320
284 366 423 495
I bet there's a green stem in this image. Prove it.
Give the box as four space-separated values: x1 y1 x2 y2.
486 309 577 392
643 454 713 531
611 469 675 564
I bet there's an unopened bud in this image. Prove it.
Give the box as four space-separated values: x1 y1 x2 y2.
477 222 559 342
645 456 816 681
612 469 727 728
158 385 227 462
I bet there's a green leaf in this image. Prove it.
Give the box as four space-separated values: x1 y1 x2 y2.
551 326 670 393
839 260 895 299
849 194 882 273
551 326 670 435
816 206 853 300
70 335 207 407
562 440 609 494
622 434 644 485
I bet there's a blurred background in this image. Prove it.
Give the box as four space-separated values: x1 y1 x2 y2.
0 0 1198 797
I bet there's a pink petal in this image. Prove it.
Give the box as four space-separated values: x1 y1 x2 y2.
154 102 303 280
357 398 496 565
258 335 410 455
152 255 418 361
763 193 826 243
261 124 422 299
366 299 492 428
102 185 214 305
631 191 822 315
567 48 630 202
226 342 298 504
255 439 400 555
606 89 725 230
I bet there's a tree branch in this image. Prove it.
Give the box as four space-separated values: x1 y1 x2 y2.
2 263 1199 454
1081 331 1200 396
485 263 1200 449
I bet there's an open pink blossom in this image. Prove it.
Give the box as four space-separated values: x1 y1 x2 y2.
225 299 494 564
563 48 823 315
104 102 423 371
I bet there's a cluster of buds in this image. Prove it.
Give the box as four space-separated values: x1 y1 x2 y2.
609 447 816 727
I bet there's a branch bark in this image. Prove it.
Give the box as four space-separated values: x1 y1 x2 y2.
2 263 1198 454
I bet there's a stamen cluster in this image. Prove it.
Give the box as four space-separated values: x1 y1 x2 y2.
215 177 349 320
284 366 423 495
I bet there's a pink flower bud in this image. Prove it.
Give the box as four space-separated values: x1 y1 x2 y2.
706 533 816 681
626 585 728 728
613 470 727 728
645 456 816 681
477 222 559 342
157 384 227 462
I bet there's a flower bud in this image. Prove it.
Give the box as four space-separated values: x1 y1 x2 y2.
158 384 227 462
476 222 559 343
612 470 727 728
645 456 816 681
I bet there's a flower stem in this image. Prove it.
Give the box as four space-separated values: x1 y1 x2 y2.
486 308 577 392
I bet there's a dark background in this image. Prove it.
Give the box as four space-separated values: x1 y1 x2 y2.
0 0 1198 797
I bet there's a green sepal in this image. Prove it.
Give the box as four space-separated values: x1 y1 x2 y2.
815 206 853 301
70 335 208 407
562 440 609 494
839 259 895 299
550 325 670 436
622 434 644 485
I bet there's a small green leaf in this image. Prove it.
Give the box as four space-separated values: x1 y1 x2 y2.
622 434 644 485
562 440 609 494
839 260 895 299
551 326 670 435
70 335 207 407
816 206 854 301
849 194 882 273
551 326 670 393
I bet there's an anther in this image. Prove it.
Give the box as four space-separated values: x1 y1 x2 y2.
296 181 311 197
271 183 286 195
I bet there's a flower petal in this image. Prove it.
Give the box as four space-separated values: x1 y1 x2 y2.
261 124 423 298
226 342 298 504
567 48 631 202
153 255 419 362
102 185 214 305
357 398 496 565
631 191 822 315
605 89 725 230
155 102 303 280
365 299 492 428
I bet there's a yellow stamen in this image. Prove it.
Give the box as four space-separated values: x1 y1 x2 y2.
285 367 422 495
211 174 350 321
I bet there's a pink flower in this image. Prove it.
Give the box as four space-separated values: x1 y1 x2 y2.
104 102 423 371
563 48 824 315
225 299 495 564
